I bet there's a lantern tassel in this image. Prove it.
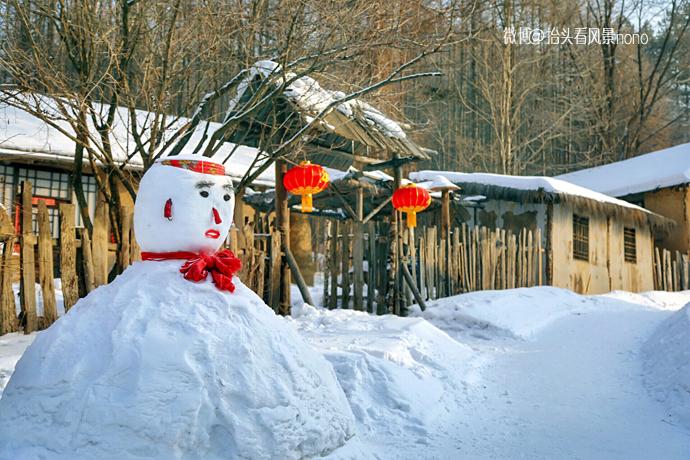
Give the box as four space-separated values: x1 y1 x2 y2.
406 211 417 228
301 194 313 213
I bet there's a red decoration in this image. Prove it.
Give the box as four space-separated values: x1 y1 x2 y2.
161 159 226 176
164 198 173 220
141 249 242 292
212 207 222 224
392 183 431 228
283 161 329 213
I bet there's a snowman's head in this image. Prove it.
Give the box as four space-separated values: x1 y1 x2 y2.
133 155 235 254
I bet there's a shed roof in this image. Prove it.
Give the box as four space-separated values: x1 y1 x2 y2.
225 61 432 170
410 170 673 232
0 97 275 186
556 142 690 197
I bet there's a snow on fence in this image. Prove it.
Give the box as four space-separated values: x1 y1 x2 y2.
653 247 690 291
322 222 544 313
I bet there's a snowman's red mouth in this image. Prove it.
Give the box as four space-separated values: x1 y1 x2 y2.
205 229 220 239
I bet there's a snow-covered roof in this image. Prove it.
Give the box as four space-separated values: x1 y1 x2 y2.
0 98 275 186
556 142 690 197
226 61 431 162
409 170 672 231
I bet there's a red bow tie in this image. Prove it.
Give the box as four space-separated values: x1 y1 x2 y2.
141 249 242 292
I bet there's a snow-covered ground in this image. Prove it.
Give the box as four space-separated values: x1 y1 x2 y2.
2 285 689 459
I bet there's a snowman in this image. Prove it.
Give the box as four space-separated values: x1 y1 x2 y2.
0 155 356 460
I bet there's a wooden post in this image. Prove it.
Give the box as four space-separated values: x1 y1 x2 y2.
341 221 351 309
329 221 339 310
353 187 365 311
0 236 18 334
118 206 133 272
274 159 291 315
37 201 58 326
92 192 109 287
59 204 79 312
81 228 96 294
367 222 376 313
268 229 282 312
19 181 37 333
324 220 331 307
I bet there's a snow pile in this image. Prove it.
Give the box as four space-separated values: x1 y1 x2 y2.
414 286 641 339
0 333 34 397
557 142 690 197
230 61 408 139
409 170 654 213
0 262 356 460
642 303 690 429
290 304 478 443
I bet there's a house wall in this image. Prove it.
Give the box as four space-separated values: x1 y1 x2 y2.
550 204 654 294
643 186 690 254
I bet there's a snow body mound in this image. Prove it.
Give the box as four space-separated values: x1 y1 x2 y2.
0 261 355 460
291 304 479 444
642 303 690 429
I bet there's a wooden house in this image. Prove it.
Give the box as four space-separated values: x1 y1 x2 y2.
411 171 674 294
557 142 690 254
0 101 270 239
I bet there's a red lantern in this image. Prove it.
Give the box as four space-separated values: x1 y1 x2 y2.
392 183 431 228
283 161 330 213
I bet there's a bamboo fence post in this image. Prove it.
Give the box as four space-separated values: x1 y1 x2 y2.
268 230 282 312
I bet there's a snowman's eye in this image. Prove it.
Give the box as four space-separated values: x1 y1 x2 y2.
223 194 231 201
199 190 209 198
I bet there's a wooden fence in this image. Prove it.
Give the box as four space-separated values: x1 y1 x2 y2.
654 247 690 291
0 180 131 335
323 222 544 313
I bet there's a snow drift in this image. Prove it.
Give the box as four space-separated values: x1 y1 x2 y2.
0 261 356 460
642 303 690 429
291 304 478 445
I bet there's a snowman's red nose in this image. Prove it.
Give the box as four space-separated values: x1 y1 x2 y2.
212 207 222 224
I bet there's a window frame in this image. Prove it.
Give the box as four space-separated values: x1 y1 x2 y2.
623 227 637 264
572 214 590 262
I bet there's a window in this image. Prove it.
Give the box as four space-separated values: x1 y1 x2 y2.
624 227 637 263
572 214 589 261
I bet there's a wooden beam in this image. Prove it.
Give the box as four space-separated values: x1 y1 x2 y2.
329 183 358 220
284 246 315 307
401 260 427 312
363 156 419 171
363 196 392 224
